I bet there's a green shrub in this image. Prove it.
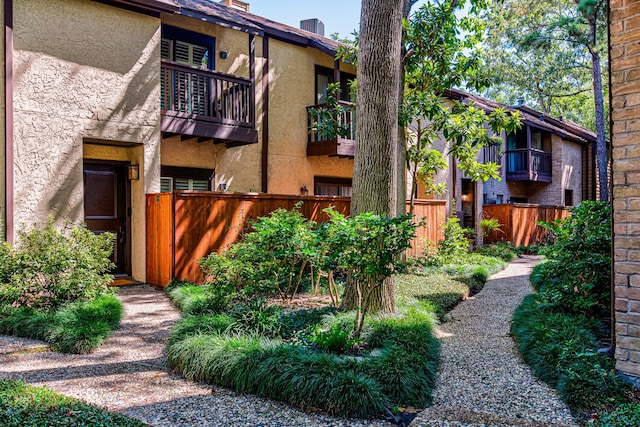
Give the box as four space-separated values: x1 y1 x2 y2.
475 242 517 262
310 323 359 354
436 217 472 261
479 217 503 237
595 404 640 426
512 294 629 411
0 219 115 311
0 379 144 427
0 294 123 354
227 298 282 336
538 201 611 319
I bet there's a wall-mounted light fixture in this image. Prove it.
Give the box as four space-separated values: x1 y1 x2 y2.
220 51 228 59
219 183 227 191
127 164 140 180
300 184 309 196
461 193 469 202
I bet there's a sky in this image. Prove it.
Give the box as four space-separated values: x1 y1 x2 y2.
248 1 429 39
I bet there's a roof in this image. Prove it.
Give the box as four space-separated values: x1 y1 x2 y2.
444 88 597 145
172 0 344 56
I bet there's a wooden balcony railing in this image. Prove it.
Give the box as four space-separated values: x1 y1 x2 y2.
506 149 552 182
161 60 257 144
306 101 356 157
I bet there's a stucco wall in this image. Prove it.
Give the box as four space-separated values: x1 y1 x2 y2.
160 22 357 195
13 0 161 280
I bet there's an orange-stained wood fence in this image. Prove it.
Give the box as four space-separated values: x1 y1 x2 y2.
482 203 570 247
146 191 446 286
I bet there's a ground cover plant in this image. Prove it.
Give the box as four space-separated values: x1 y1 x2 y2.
0 379 145 427
168 208 510 420
167 206 443 420
0 219 122 353
510 201 639 424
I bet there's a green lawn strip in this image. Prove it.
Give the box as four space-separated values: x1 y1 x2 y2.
0 294 123 354
0 379 145 427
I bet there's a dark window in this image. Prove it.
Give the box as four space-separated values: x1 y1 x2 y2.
315 65 355 103
314 177 352 196
161 25 215 69
507 128 527 150
160 166 214 192
483 144 502 165
510 197 528 203
565 189 574 206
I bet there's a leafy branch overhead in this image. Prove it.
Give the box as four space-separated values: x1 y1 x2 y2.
400 0 521 208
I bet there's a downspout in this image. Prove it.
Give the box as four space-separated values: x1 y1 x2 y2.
4 0 13 243
261 36 269 193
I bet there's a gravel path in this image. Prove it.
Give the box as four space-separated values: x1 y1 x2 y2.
410 256 578 427
0 256 578 426
0 285 392 427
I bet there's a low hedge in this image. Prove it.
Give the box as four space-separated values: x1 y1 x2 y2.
0 379 144 427
0 294 123 354
167 302 439 418
511 294 629 412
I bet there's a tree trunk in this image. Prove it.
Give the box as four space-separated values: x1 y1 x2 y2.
591 49 609 201
343 0 403 314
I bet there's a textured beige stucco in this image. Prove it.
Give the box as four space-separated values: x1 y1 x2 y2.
266 39 355 194
13 0 161 280
167 28 358 195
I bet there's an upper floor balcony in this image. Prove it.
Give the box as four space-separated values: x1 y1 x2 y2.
306 101 355 158
161 60 257 147
505 148 552 183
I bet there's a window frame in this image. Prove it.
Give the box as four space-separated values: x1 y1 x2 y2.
161 25 215 70
314 176 353 197
160 166 214 192
314 65 355 104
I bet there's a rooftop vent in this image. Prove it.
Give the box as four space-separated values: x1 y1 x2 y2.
515 97 525 107
220 0 250 12
301 18 325 36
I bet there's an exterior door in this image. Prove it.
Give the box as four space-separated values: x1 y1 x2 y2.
83 162 129 276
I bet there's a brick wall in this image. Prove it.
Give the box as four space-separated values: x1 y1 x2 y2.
611 0 640 384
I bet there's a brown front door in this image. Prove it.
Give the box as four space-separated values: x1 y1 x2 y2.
83 161 129 276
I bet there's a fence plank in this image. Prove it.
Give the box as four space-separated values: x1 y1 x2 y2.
146 193 174 287
482 203 568 246
145 192 446 285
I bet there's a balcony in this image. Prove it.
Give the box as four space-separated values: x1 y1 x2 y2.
161 60 257 146
306 101 355 158
506 149 552 182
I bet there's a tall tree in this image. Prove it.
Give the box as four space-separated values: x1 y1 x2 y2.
401 0 521 215
341 0 404 314
482 0 609 200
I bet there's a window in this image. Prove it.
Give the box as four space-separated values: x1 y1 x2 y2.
510 197 528 204
160 166 214 192
315 66 355 104
565 189 574 207
161 26 214 69
161 26 215 114
483 144 502 165
314 177 352 196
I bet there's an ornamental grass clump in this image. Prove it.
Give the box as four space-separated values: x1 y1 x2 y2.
0 218 122 353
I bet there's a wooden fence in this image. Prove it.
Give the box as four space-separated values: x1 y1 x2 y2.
482 203 570 247
146 191 446 286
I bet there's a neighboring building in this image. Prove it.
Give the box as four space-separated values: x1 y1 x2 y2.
610 0 640 386
410 89 598 241
1 0 356 282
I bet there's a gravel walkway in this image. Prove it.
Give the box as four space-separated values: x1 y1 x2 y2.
410 255 578 427
0 285 392 427
0 256 578 427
